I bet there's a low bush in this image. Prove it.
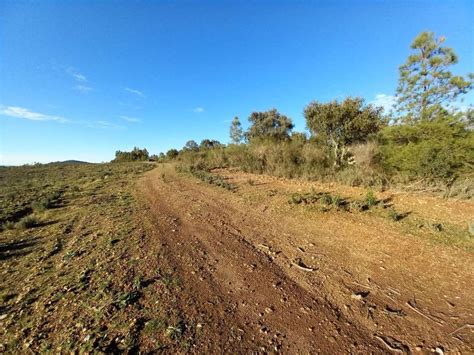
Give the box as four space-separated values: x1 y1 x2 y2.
190 169 237 192
31 197 54 212
364 190 378 207
387 207 402 221
1 221 16 230
16 215 39 229
379 118 473 181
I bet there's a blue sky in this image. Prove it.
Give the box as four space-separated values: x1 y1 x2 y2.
1 0 473 165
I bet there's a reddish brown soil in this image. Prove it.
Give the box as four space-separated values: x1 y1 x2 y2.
136 165 474 353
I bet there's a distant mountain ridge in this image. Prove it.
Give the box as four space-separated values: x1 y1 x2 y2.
0 160 92 168
48 160 91 165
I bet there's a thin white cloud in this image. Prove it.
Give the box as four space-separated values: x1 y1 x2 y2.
370 94 396 113
0 106 68 123
95 120 124 129
67 67 88 82
75 85 93 93
0 105 128 130
120 115 141 123
124 87 145 98
193 107 205 113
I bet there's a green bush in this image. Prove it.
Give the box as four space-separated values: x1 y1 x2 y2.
113 147 149 162
379 118 473 181
17 215 39 229
31 197 54 211
2 221 16 230
364 190 378 207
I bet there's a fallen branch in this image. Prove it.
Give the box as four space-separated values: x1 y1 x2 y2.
292 258 318 272
448 324 474 336
406 300 444 326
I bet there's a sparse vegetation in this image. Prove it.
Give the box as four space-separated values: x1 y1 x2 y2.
158 31 472 198
2 27 473 354
387 207 403 221
16 215 40 229
365 190 378 207
0 162 158 352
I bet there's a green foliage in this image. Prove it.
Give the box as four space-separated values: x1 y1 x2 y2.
114 147 149 162
115 291 140 309
387 207 402 221
230 116 244 144
304 97 383 167
183 140 199 151
16 215 39 229
166 149 179 159
160 34 472 191
31 197 54 212
364 190 378 207
199 139 223 150
380 117 473 180
191 169 237 191
396 31 473 123
2 221 16 230
246 109 294 142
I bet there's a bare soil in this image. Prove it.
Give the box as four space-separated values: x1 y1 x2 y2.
1 163 473 353
136 164 474 353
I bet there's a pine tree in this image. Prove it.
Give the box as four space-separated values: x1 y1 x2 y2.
229 116 243 144
396 31 472 123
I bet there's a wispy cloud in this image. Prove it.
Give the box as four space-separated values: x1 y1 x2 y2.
120 115 141 123
193 107 205 113
94 120 124 129
370 94 396 113
0 106 68 123
124 87 145 98
75 85 93 93
0 105 128 130
66 67 93 93
67 67 88 83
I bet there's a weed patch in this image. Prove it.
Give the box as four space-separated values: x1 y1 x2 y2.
16 215 40 229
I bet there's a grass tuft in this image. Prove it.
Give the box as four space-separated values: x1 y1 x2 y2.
16 215 40 229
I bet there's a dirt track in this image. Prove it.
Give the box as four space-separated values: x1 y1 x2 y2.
137 165 474 353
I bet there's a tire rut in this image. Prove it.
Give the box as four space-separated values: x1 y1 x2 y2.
137 168 382 352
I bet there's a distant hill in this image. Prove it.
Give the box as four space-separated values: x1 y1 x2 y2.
48 160 91 165
0 160 92 168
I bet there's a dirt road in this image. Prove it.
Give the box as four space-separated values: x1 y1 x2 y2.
136 165 474 353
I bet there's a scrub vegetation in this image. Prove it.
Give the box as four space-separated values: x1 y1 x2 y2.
1 31 473 353
159 32 473 198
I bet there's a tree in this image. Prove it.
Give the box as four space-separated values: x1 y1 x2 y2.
113 147 149 162
304 97 383 167
184 140 199 151
166 149 179 159
200 139 223 149
379 116 472 180
396 31 473 123
246 109 294 141
230 116 243 144
291 132 308 143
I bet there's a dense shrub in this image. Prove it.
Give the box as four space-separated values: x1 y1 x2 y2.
167 110 472 192
379 118 473 181
113 147 149 162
